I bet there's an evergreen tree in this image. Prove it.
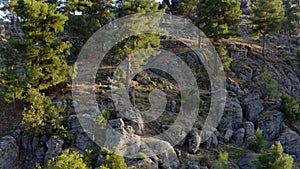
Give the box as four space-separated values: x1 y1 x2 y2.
250 0 285 56
282 0 300 51
258 142 294 169
113 0 163 91
198 0 241 42
10 0 72 91
178 0 200 21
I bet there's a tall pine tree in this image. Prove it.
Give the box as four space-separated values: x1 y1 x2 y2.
250 0 285 56
198 0 241 42
10 0 72 91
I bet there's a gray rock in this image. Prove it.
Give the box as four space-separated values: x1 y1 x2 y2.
257 111 284 141
231 61 253 81
44 138 64 164
241 93 264 121
223 129 234 143
75 133 94 151
188 128 201 154
278 129 300 161
244 121 255 137
238 153 260 169
218 97 243 132
187 163 200 169
109 118 125 128
0 136 19 169
226 78 244 96
129 158 159 169
233 128 245 145
204 133 218 149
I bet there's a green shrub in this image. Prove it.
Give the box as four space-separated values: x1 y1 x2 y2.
99 147 129 169
258 142 294 169
97 109 111 128
248 128 266 153
44 149 89 169
259 68 280 98
212 151 229 169
136 152 148 160
215 43 233 72
281 94 300 121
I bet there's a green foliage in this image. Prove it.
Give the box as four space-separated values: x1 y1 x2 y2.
215 43 233 71
281 94 300 121
258 68 280 98
258 142 294 169
136 152 147 160
178 0 200 21
22 88 67 136
99 147 129 169
198 0 241 42
282 0 300 34
10 0 72 91
0 42 25 104
212 151 229 169
248 128 266 153
44 149 89 169
96 109 111 128
250 0 285 56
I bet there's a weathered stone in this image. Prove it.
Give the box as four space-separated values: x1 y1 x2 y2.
75 133 94 151
244 121 255 137
233 128 245 145
257 111 284 141
278 129 300 161
109 118 125 128
226 78 244 96
241 93 264 121
238 153 260 169
44 138 64 164
223 129 234 142
218 97 243 132
188 128 201 154
0 136 19 169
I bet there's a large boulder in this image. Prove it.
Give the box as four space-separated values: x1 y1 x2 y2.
104 127 179 169
218 97 243 133
238 153 260 169
241 93 264 121
257 111 284 141
278 129 300 161
0 136 19 169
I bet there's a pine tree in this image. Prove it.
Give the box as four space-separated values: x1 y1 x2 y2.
10 0 72 91
198 0 241 42
258 142 294 169
250 0 285 56
113 0 163 91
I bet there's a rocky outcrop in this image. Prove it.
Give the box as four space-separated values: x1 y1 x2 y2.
188 128 201 154
241 93 264 121
238 153 260 169
278 129 300 161
0 136 19 169
257 111 284 141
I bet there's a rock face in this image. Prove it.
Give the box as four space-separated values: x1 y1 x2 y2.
257 111 284 141
241 93 264 121
238 153 260 169
0 136 19 169
278 129 300 161
188 128 201 154
218 97 243 133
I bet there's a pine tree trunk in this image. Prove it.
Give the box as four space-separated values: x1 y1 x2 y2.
262 34 266 57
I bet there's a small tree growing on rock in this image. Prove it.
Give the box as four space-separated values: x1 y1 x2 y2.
250 0 285 56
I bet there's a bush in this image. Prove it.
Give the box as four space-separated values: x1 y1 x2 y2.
22 89 72 139
248 128 266 153
281 94 300 121
43 149 89 169
258 68 280 98
258 142 294 169
99 147 129 169
136 152 148 160
215 43 233 72
212 151 229 169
